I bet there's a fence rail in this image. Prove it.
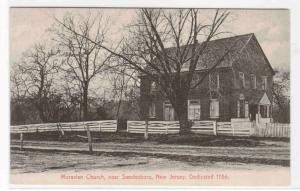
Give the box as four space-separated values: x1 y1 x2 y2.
11 120 118 134
11 120 290 138
127 121 180 134
217 121 252 136
190 121 216 135
217 122 234 136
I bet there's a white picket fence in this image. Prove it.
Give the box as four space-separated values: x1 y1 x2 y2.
11 120 118 134
191 121 289 137
127 121 180 134
253 123 290 138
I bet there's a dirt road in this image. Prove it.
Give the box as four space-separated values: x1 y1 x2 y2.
11 140 289 165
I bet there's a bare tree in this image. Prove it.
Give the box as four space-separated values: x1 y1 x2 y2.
50 11 112 121
123 80 142 120
57 9 231 133
10 64 28 104
10 65 29 125
15 43 59 122
110 9 230 133
54 77 82 122
109 60 139 120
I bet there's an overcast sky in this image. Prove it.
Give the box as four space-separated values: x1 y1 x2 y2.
10 8 290 71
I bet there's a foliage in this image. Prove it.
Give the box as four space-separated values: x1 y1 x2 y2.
272 71 290 123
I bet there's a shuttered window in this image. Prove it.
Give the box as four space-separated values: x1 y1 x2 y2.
150 81 156 93
209 72 219 89
237 100 249 118
262 76 268 90
250 74 256 89
260 105 269 118
239 72 245 88
210 99 219 118
188 100 201 120
164 101 174 121
149 102 156 118
191 74 200 89
245 101 249 118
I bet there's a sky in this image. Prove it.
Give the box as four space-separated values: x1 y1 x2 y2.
10 8 290 72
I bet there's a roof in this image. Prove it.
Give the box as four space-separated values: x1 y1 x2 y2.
141 33 274 76
170 33 254 71
142 33 254 75
246 91 271 105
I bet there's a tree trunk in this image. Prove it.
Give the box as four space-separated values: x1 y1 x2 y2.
116 93 123 120
82 83 93 153
37 103 46 122
178 111 190 135
175 102 190 135
37 75 45 122
83 84 89 121
116 99 122 119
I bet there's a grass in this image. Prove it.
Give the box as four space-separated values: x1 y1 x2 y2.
11 131 289 148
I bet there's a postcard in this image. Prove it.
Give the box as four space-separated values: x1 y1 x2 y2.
9 7 291 187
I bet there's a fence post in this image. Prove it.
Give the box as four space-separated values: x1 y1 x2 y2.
86 123 93 153
127 121 129 132
57 123 64 137
232 123 235 136
213 121 217 136
20 133 24 151
144 120 149 140
248 122 251 137
60 123 64 136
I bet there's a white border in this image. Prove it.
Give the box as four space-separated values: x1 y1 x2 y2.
6 0 300 8
1 0 300 190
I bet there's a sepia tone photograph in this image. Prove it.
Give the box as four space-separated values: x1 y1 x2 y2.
9 7 290 186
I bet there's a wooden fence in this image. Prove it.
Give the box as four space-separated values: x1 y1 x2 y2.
190 121 252 136
11 120 290 138
127 120 252 137
11 120 118 134
217 122 234 136
253 123 290 138
190 121 216 135
127 121 180 134
127 120 247 136
11 120 118 153
217 121 252 136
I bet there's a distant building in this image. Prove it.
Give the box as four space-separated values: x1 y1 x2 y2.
140 33 274 122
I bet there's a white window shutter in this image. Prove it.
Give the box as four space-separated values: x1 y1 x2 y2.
245 102 249 118
237 101 240 118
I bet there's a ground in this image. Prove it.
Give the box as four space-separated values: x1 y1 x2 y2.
11 149 288 174
10 132 290 174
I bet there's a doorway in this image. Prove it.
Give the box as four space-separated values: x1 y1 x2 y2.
249 104 258 121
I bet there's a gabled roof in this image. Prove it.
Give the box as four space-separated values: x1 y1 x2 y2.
247 91 271 105
141 33 274 76
169 33 254 71
259 92 271 105
249 34 275 75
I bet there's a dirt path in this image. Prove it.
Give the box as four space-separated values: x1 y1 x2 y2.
11 140 290 162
